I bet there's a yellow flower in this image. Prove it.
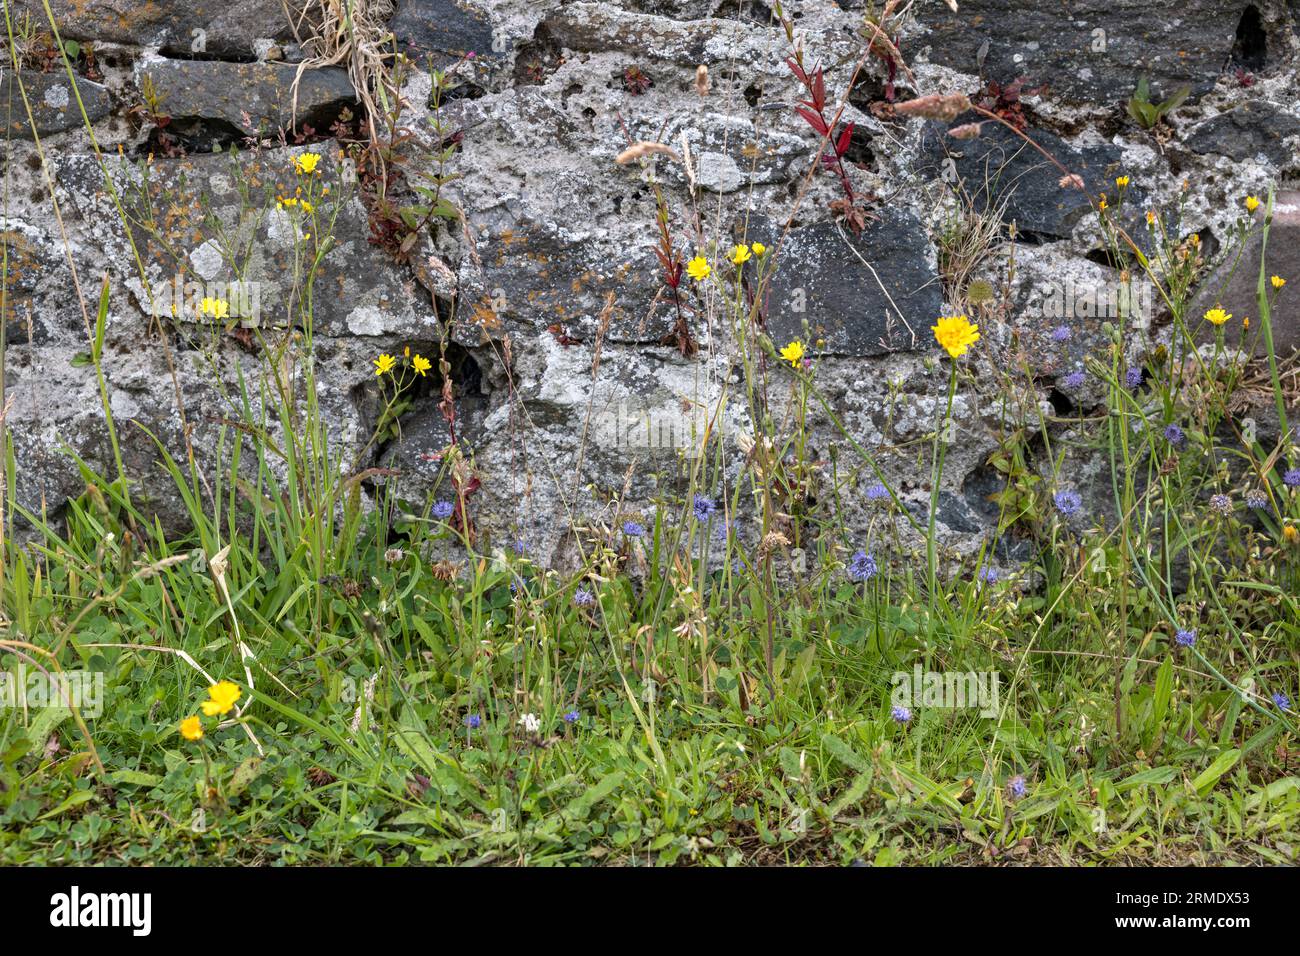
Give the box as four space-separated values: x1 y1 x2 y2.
294 152 321 175
1285 525 1298 544
1116 175 1130 187
1242 316 1250 330
200 680 242 717
1272 275 1286 289
199 297 229 320
277 196 297 209
300 199 314 214
779 340 805 367
931 315 980 359
751 242 767 256
1145 210 1156 225
730 244 752 265
686 256 711 281
1097 198 1108 211
412 353 432 376
1204 307 1232 326
374 353 397 376
1245 195 1260 212
180 715 204 741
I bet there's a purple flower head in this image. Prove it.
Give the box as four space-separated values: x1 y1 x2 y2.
1163 424 1184 447
1125 367 1143 389
1272 692 1291 711
562 709 581 724
1175 628 1197 647
1284 468 1300 489
848 549 878 582
1051 325 1072 343
890 704 912 724
622 520 646 537
692 494 716 521
1062 370 1086 389
1054 489 1083 517
1209 493 1233 515
463 714 482 729
978 566 1000 584
1008 775 1027 799
573 587 596 607
432 500 455 519
510 537 529 555
1246 489 1269 510
866 482 890 501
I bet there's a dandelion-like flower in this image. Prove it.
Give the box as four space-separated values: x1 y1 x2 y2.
1272 275 1286 289
294 152 321 175
1115 175 1130 188
432 500 455 519
374 353 397 376
622 520 646 537
412 354 432 376
1245 195 1260 212
518 713 541 734
1054 489 1083 517
932 314 980 358
1163 424 1184 447
751 242 767 256
1175 629 1197 647
1204 307 1232 326
199 296 229 320
730 244 752 265
692 495 716 520
890 705 912 724
780 340 806 367
180 715 204 741
1008 775 1027 799
200 680 241 717
847 549 878 582
686 256 710 281
1272 692 1291 711
1284 468 1300 488
1209 493 1232 515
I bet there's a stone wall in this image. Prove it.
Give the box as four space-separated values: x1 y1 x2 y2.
3 0 1298 570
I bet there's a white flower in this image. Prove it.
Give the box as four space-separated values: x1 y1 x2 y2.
518 713 541 733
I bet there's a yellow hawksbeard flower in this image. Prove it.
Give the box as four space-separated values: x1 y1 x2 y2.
1272 275 1286 289
1116 175 1130 188
686 256 710 281
201 680 242 717
294 152 321 175
1245 195 1260 212
199 297 229 320
180 715 204 741
780 340 805 367
751 242 767 256
730 244 752 265
412 353 432 376
932 315 980 358
1204 307 1232 326
374 353 397 376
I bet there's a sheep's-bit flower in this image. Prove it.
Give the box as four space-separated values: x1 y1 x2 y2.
1245 195 1260 212
573 587 595 607
180 715 204 741
622 520 646 537
1246 489 1269 510
432 500 455 519
1008 775 1027 799
865 482 889 501
932 314 980 358
199 296 229 320
730 244 752 265
200 680 241 717
294 152 321 175
1054 489 1083 517
1163 424 1185 447
847 549 878 582
692 495 716 520
374 353 397 376
1174 629 1197 647
1063 370 1086 389
1272 275 1286 289
411 353 432 376
978 566 1000 584
1209 493 1232 515
1204 307 1232 326
780 340 806 367
1285 468 1300 488
1051 324 1072 342
1272 692 1292 711
686 256 710 281
890 705 912 724
1125 367 1143 388
464 714 482 729
562 710 581 724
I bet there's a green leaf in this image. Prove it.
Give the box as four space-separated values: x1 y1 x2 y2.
1191 748 1241 796
227 757 263 798
108 769 164 788
38 788 96 820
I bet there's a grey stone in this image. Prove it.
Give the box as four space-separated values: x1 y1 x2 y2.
138 60 355 137
916 0 1245 106
390 0 500 64
1184 100 1300 165
0 71 111 139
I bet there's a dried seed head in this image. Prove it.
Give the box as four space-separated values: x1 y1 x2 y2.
615 141 683 164
947 121 983 140
1059 173 1085 190
695 64 710 97
893 93 971 122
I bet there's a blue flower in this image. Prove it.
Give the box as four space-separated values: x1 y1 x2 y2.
1163 424 1184 446
562 709 580 723
890 704 912 724
1008 775 1027 799
622 520 646 537
573 588 595 607
432 500 455 519
1051 325 1072 342
865 481 889 501
1062 370 1086 389
848 549 878 582
463 714 482 729
1209 493 1232 515
692 494 716 520
978 566 1000 584
1054 489 1083 517
1175 628 1196 647
1284 468 1300 488
1272 692 1291 711
1125 367 1143 388
1246 489 1269 510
